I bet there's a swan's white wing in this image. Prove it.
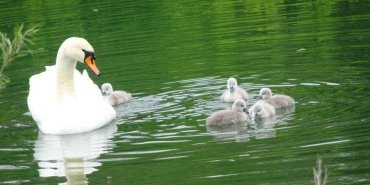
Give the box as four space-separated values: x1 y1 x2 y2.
27 65 58 125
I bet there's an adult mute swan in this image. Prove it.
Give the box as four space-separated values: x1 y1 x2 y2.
206 99 249 126
101 83 132 106
221 77 248 103
27 37 116 135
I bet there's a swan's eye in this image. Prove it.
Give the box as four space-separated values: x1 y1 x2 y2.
82 49 96 59
82 49 100 76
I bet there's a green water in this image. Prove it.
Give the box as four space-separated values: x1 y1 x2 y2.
1 0 370 184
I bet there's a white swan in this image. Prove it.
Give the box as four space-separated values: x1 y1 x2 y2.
206 99 249 126
248 100 275 120
27 37 116 135
101 83 132 106
259 88 294 109
221 77 248 103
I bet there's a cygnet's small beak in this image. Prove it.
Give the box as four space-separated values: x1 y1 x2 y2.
257 95 262 100
243 107 249 113
229 86 235 93
85 55 100 76
250 114 255 120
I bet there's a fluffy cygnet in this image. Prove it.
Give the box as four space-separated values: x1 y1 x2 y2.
259 88 294 109
221 78 248 103
101 83 132 106
248 100 276 120
206 99 249 126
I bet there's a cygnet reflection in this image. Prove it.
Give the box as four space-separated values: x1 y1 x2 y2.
206 123 249 142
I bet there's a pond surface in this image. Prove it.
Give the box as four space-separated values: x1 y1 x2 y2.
0 0 370 184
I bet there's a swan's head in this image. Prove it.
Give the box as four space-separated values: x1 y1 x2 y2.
227 78 238 93
101 83 113 95
259 88 272 100
232 99 248 113
60 37 100 76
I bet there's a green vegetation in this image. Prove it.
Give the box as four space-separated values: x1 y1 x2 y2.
313 157 329 185
0 24 38 88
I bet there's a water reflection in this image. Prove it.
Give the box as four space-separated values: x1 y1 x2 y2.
252 106 295 140
252 120 277 140
206 123 250 142
33 123 117 184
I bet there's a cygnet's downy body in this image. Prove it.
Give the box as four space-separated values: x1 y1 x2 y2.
206 99 249 126
101 83 132 106
259 88 294 109
221 78 248 103
248 100 276 120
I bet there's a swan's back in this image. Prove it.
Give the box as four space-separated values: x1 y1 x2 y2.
104 90 132 106
237 87 248 99
206 110 248 126
265 94 294 109
259 88 294 109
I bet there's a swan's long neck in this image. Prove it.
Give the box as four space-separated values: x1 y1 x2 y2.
56 49 77 99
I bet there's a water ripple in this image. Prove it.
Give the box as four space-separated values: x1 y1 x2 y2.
202 173 239 179
132 140 191 145
110 149 178 155
0 165 29 170
299 140 351 148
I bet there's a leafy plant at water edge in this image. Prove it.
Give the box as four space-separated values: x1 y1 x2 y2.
313 157 329 185
0 24 38 88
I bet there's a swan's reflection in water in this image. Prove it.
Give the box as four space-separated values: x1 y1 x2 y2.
34 123 117 184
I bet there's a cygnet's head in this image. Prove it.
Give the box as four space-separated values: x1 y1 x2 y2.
58 37 100 76
249 103 265 120
101 83 113 95
232 99 248 113
227 78 238 93
259 88 272 100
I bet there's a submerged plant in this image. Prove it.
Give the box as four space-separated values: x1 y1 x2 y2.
0 24 38 88
313 157 329 185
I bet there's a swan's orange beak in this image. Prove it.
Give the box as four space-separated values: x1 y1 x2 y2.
84 55 100 76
